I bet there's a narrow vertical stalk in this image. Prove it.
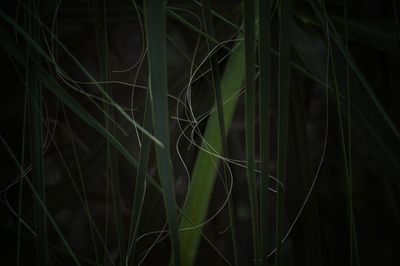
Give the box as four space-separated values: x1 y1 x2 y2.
343 1 353 265
17 86 29 266
93 1 125 264
24 1 49 264
343 1 360 265
201 1 239 265
258 0 272 265
330 51 359 266
30 67 48 266
244 1 260 264
127 94 152 266
276 0 292 265
143 1 181 265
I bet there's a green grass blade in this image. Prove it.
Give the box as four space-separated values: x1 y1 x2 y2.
201 0 239 264
143 1 181 265
276 0 292 265
343 1 358 265
22 2 49 264
258 0 272 265
16 80 29 266
126 94 153 266
329 52 360 266
244 0 260 264
178 31 246 266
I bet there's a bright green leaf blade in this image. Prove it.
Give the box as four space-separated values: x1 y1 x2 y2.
178 30 246 266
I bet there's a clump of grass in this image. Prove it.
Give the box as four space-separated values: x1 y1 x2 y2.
0 1 399 265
